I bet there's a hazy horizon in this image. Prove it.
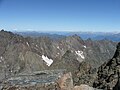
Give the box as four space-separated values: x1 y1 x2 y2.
2 28 120 33
0 0 120 32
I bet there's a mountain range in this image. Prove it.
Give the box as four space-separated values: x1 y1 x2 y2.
0 30 119 90
14 31 120 41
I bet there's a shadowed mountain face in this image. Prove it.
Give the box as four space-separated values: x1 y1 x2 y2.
0 30 116 82
93 42 120 90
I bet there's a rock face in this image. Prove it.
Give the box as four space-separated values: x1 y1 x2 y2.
57 72 73 90
73 61 97 86
93 42 120 90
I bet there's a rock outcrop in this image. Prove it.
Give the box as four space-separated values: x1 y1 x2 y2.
73 62 97 86
57 72 73 90
93 42 120 90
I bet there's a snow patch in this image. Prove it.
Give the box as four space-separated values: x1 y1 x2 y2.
36 45 38 47
57 46 60 49
42 55 53 66
0 56 3 60
0 56 4 61
75 51 85 59
26 42 29 47
83 46 87 48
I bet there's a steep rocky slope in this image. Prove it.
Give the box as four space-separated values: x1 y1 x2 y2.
0 30 116 83
93 42 120 90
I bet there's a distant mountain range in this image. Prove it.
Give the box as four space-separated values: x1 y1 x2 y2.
14 31 120 41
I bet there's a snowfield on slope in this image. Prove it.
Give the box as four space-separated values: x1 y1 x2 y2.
42 55 53 66
83 45 87 48
75 50 85 59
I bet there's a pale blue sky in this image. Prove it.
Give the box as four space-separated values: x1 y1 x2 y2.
0 0 120 32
